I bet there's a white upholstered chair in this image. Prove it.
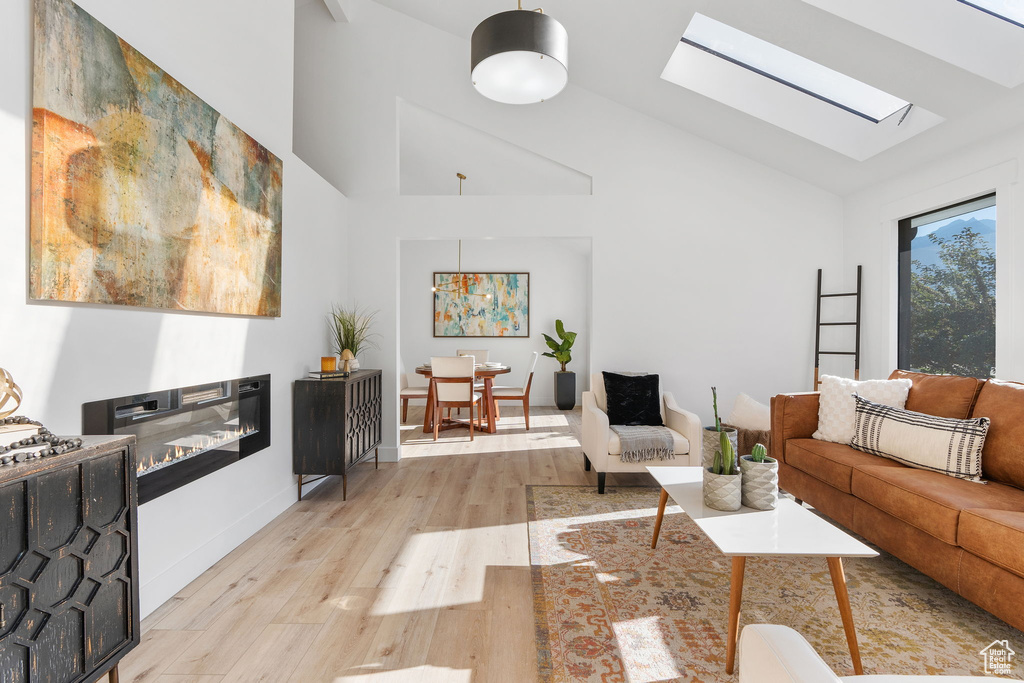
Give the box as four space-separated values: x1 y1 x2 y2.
455 349 490 416
739 624 1005 682
399 372 429 423
491 351 539 430
456 349 489 363
581 373 701 493
429 356 481 440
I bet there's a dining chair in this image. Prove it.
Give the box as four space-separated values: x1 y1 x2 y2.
456 349 489 363
455 349 489 416
430 356 482 440
491 351 539 430
399 372 429 423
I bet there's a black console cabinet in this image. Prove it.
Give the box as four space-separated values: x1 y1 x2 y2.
0 435 139 683
293 370 382 501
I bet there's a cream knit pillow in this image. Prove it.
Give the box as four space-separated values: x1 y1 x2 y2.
726 392 771 431
813 374 912 445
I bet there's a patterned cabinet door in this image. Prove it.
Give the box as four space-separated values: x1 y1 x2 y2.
345 372 382 466
0 445 138 683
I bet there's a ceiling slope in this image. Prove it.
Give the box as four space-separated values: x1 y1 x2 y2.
367 0 1024 195
398 99 592 195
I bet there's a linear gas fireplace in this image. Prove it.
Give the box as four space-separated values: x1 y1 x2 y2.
83 374 270 504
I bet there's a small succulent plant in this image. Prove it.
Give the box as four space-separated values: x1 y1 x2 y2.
712 429 738 475
751 443 770 463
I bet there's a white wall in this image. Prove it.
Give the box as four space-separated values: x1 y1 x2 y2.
399 238 591 405
294 0 846 457
0 0 348 617
843 133 1022 382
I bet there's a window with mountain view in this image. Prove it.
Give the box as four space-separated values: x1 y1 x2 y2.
898 194 996 378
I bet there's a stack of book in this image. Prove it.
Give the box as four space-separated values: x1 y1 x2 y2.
2 420 40 443
1 420 44 463
307 370 351 380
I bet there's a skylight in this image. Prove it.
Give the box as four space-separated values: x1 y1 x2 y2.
660 13 944 160
800 0 1024 88
958 0 1024 28
680 13 909 123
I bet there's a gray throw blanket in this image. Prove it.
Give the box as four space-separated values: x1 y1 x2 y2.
611 425 675 463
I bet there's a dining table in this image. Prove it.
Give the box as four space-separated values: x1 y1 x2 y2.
416 364 511 435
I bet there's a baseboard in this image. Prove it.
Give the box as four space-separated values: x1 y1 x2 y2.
378 445 400 462
138 481 298 618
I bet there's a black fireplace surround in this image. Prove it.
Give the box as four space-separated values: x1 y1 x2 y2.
83 374 270 504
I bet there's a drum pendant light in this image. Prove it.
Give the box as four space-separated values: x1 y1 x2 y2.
471 2 568 105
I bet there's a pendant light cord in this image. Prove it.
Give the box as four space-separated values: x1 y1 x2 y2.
517 0 544 13
457 173 464 295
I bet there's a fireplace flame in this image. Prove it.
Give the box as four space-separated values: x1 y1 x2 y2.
137 424 257 475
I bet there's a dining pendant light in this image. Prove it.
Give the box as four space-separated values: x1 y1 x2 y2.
430 174 492 301
471 2 568 105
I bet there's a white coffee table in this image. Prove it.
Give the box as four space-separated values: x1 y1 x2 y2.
647 466 878 675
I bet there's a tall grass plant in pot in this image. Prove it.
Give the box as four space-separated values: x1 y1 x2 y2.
329 305 380 371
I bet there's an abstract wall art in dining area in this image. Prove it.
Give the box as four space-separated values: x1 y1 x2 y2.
30 0 283 317
433 272 529 337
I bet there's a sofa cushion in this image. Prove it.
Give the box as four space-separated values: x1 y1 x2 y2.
971 379 1024 489
785 438 902 494
960 509 1024 580
850 395 988 481
726 393 771 431
813 374 911 445
602 372 663 426
609 428 688 456
851 466 1024 545
888 369 983 419
591 373 666 422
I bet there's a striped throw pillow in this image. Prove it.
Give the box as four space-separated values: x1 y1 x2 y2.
850 395 990 481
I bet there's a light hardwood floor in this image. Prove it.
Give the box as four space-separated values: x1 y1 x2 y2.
121 405 652 682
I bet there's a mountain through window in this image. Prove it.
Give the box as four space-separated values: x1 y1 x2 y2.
898 194 996 378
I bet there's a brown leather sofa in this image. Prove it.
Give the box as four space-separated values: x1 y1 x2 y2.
771 370 1024 631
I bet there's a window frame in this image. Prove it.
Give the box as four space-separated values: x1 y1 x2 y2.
957 0 1024 29
679 13 910 123
897 192 996 375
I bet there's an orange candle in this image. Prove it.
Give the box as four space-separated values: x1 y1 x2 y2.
321 356 337 372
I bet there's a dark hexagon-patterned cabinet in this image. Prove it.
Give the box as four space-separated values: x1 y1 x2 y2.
0 436 139 683
293 370 382 502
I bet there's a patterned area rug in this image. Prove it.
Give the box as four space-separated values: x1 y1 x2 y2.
527 485 1024 682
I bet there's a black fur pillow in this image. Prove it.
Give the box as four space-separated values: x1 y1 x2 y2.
602 372 663 426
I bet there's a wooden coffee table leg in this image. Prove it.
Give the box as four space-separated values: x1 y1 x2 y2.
725 556 746 675
651 488 669 549
827 557 863 675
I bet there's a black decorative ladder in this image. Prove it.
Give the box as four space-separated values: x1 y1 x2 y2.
814 265 862 390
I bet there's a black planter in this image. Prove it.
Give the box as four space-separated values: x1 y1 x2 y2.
554 371 576 410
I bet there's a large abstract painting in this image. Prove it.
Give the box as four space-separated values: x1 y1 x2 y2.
30 0 283 316
433 272 529 337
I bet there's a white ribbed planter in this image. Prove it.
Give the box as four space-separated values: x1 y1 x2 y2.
739 455 779 510
702 427 738 469
703 469 742 511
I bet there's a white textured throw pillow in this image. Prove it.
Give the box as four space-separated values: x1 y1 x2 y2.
726 393 771 431
813 374 912 444
850 395 989 481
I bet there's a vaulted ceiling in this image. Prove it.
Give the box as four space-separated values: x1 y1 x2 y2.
367 0 1024 194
